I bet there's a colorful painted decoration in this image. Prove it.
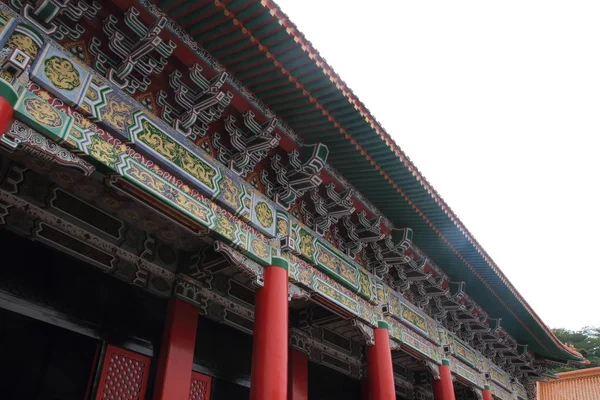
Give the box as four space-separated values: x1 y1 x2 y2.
0 4 552 398
14 90 73 143
32 44 91 106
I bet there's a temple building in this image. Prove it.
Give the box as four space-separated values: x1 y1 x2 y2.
537 368 600 400
0 0 585 399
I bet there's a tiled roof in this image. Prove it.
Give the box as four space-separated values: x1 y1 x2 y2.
538 368 600 400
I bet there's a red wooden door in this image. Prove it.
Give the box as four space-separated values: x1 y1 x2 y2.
94 345 151 400
189 371 212 400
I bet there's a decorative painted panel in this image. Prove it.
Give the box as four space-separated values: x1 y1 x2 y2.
290 219 377 302
402 329 436 360
287 254 376 324
0 12 17 51
95 345 151 400
29 43 267 232
249 190 276 237
82 75 136 142
1 22 43 95
491 363 512 390
454 363 478 386
400 303 428 333
7 23 43 59
387 290 439 343
314 241 359 290
313 277 360 315
31 44 92 106
376 278 388 304
14 90 74 143
450 356 484 389
56 118 275 268
128 111 222 193
452 336 478 369
358 268 376 303
118 157 214 226
491 383 514 400
438 328 518 393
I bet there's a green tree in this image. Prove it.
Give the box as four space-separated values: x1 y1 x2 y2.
551 326 600 372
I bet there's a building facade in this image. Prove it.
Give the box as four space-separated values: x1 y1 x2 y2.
538 368 600 400
0 0 584 399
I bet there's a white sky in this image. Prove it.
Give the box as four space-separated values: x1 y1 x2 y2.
274 0 600 330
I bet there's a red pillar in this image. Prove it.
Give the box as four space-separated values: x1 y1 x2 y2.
482 385 493 400
0 94 13 136
433 360 456 400
153 298 199 400
250 257 289 400
367 321 395 400
289 348 308 400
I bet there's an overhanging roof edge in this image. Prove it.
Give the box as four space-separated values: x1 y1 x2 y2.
262 0 582 362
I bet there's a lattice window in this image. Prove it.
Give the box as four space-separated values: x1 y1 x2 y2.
95 345 150 400
189 371 212 400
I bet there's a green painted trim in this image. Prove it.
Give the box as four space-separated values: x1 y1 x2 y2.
0 79 18 106
484 385 490 390
442 359 450 366
377 320 389 330
15 23 44 45
270 256 288 271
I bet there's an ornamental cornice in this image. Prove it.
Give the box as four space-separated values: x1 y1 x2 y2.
0 4 539 395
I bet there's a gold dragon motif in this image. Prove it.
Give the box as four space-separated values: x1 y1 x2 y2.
44 56 81 91
8 33 38 58
137 119 217 190
254 201 273 228
23 97 62 127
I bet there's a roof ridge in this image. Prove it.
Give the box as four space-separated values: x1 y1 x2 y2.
555 367 600 379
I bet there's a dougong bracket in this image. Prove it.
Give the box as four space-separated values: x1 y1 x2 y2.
90 7 176 93
158 64 232 138
261 142 328 210
215 111 280 177
18 0 101 39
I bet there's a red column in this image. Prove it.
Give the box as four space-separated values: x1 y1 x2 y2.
153 298 199 400
482 385 493 400
433 360 456 400
289 348 308 400
250 257 289 400
0 94 13 136
367 321 395 400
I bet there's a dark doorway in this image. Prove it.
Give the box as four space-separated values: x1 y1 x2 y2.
0 225 165 399
0 308 99 400
194 317 253 399
308 361 361 400
211 378 250 400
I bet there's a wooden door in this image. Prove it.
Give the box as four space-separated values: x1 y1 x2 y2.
189 371 212 400
94 345 151 400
